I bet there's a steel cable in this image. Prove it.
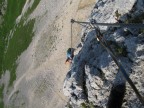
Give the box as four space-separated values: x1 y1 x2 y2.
70 19 144 105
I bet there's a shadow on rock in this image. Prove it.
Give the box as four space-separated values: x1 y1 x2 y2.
107 84 126 108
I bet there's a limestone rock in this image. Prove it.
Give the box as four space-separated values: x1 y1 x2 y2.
63 0 144 107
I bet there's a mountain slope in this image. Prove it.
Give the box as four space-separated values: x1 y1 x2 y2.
0 0 95 108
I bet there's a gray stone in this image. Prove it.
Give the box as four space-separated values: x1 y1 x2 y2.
63 0 144 107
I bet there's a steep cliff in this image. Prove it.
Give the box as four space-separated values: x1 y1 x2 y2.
63 0 144 107
0 0 96 108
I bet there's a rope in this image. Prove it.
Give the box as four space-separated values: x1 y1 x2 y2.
72 19 144 28
71 21 73 49
92 26 144 105
71 19 144 105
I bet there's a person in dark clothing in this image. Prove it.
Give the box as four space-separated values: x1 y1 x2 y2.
65 48 74 64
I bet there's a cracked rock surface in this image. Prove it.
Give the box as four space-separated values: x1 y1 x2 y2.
63 0 144 107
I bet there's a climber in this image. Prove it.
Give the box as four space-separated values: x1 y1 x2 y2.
65 48 74 64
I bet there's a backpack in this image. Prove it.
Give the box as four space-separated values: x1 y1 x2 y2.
67 48 73 59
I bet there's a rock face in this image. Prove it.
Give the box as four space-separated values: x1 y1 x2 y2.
63 0 144 107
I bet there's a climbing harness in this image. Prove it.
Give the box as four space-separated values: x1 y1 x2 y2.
70 19 144 105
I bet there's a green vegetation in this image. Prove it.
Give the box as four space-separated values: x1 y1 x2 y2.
125 12 144 34
67 103 73 108
0 85 4 108
89 102 95 108
0 0 5 14
24 0 40 18
108 41 127 57
3 19 35 86
0 0 5 76
114 44 127 57
0 0 40 87
115 10 121 20
81 103 87 108
81 102 95 108
138 29 144 34
2 0 26 32
0 0 26 82
125 13 144 23
0 35 4 75
66 101 95 108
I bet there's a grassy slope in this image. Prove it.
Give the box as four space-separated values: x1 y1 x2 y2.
0 85 4 108
0 0 26 81
2 0 40 86
3 19 35 86
0 0 40 107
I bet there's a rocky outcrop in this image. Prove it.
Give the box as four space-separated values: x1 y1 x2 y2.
63 0 144 107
